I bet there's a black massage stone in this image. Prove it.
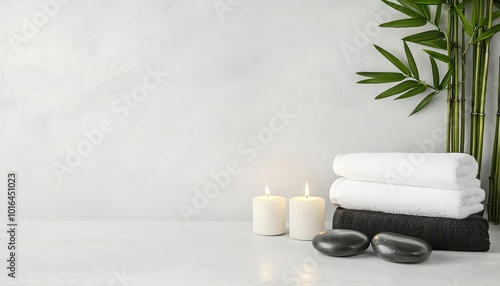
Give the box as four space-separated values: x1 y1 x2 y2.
371 232 432 263
312 229 370 257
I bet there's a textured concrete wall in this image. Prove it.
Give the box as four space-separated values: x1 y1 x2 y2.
0 0 498 220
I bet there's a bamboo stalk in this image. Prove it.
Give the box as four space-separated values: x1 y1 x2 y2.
446 98 453 152
475 0 494 177
470 0 482 158
460 13 466 154
488 56 498 221
490 57 500 223
494 129 500 224
495 58 500 224
446 4 454 153
494 149 500 224
453 1 460 152
471 0 485 175
490 165 496 221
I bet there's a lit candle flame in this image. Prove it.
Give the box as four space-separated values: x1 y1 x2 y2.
305 181 309 198
265 186 270 197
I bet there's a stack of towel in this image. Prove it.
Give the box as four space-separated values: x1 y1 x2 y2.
330 153 490 251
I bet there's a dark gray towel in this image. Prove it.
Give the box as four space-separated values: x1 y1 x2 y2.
332 207 490 251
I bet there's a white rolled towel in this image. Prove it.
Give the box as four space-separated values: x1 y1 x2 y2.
330 178 485 219
333 152 480 189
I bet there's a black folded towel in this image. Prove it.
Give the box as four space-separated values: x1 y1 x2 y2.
332 207 490 251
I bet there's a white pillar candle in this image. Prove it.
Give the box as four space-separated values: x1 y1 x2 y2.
289 182 325 240
253 186 286 236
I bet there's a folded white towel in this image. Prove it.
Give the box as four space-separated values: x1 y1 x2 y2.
333 153 480 189
330 178 485 219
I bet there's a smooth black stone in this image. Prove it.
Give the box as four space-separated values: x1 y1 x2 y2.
312 229 370 257
371 232 432 263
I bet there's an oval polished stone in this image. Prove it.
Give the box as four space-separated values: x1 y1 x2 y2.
312 229 370 257
371 232 432 263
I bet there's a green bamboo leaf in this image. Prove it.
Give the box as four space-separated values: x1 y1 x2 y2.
373 45 411 75
381 0 423 18
375 80 420 99
418 39 448 50
403 30 445 43
356 72 407 84
358 78 405 84
455 8 473 36
412 0 445 4
409 91 439 116
439 66 455 89
396 0 423 13
475 24 500 42
380 18 428 28
424 49 452 63
404 42 419 79
430 56 440 87
456 0 473 10
357 72 406 78
478 11 500 26
472 0 479 26
417 4 431 20
395 84 427 100
434 4 442 25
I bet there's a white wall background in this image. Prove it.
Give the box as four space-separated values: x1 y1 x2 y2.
0 0 498 221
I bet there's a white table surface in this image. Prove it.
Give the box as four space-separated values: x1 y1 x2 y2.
0 221 499 286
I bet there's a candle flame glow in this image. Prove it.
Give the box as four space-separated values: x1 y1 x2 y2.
265 186 270 197
305 181 309 198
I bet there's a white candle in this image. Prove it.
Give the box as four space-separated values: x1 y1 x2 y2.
253 186 286 236
289 182 325 240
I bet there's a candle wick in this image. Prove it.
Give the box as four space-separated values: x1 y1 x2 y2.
266 193 270 197
306 194 309 199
